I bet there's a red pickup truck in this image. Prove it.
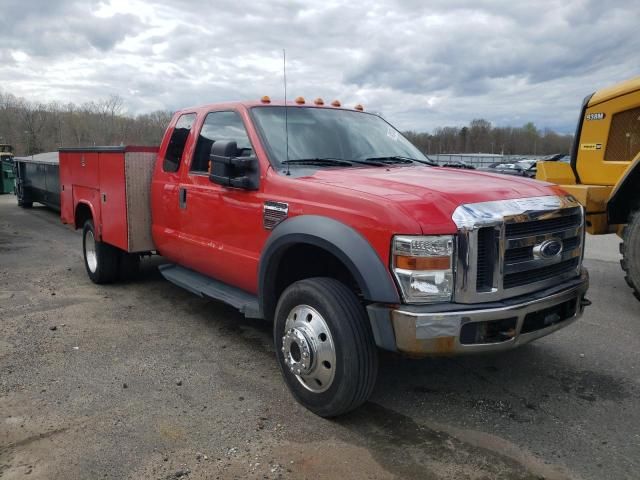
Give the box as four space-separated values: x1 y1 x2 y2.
59 97 590 417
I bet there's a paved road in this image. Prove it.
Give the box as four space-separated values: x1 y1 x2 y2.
1 195 639 480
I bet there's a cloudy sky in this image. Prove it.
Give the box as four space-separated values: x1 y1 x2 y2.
0 0 638 133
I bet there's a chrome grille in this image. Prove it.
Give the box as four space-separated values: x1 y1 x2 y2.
453 195 584 304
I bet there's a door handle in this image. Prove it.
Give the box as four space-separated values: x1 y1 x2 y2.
179 187 187 209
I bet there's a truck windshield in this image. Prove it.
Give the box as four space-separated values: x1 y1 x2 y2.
251 106 428 168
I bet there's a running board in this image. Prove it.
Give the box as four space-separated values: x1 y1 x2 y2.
158 264 262 318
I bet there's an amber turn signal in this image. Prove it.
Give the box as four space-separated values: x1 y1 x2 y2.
331 100 341 107
260 96 271 104
295 96 305 104
314 98 324 105
395 255 451 270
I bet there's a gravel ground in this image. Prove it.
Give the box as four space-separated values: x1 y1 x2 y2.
1 195 639 480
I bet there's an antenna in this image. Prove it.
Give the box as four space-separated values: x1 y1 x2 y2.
283 48 290 175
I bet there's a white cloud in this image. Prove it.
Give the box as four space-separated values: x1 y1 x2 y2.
0 0 637 133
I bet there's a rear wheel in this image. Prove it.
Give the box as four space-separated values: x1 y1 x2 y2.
620 209 640 301
119 252 140 281
274 277 378 417
83 220 120 284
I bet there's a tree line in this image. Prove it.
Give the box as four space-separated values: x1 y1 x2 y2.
0 92 573 156
403 119 573 156
0 92 171 156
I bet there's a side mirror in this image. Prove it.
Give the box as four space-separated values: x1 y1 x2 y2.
209 141 259 190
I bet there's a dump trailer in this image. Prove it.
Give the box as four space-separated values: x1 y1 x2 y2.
537 76 640 300
14 152 61 210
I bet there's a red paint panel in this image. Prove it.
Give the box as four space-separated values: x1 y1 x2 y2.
98 152 128 251
69 151 99 188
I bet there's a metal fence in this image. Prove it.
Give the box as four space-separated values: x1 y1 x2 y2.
426 154 541 168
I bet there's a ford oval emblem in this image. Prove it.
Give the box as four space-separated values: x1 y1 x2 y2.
536 239 563 258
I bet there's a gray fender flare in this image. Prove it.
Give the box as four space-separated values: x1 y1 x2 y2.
258 215 400 320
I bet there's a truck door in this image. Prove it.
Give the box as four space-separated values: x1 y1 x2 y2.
178 110 264 293
151 112 197 263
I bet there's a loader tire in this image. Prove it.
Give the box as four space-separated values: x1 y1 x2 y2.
620 209 640 301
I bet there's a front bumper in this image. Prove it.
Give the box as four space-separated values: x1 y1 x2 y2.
367 269 589 356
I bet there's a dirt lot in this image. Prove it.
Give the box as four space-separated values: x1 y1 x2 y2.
1 195 639 480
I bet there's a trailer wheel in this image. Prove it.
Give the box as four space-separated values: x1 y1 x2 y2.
83 220 120 284
274 277 378 417
620 209 640 301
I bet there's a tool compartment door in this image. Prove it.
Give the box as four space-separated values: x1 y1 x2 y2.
98 152 128 251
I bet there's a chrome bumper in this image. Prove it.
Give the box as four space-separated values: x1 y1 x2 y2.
367 269 589 356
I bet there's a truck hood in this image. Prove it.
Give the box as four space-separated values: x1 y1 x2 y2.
303 165 558 234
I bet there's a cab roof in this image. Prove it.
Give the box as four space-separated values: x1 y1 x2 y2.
589 76 640 106
175 100 366 115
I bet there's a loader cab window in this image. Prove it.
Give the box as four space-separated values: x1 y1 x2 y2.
191 111 252 172
163 113 196 172
604 106 640 162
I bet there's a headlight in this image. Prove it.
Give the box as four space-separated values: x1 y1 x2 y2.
392 235 454 303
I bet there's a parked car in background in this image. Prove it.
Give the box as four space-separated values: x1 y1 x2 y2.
540 153 569 162
481 159 537 178
440 160 476 169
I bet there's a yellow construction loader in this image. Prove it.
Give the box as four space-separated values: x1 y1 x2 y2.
537 76 640 300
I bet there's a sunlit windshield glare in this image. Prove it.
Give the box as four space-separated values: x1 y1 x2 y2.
251 106 427 167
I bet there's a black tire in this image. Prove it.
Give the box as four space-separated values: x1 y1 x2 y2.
274 277 378 417
18 199 32 208
118 252 140 281
82 220 120 284
620 209 640 301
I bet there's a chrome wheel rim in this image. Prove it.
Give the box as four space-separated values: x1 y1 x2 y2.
85 229 98 273
282 305 336 393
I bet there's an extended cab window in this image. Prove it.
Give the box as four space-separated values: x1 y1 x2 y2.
191 111 252 172
163 113 196 172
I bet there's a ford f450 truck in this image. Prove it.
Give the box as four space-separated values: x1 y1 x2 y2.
59 98 590 417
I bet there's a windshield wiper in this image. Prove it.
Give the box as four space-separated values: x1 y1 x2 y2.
281 157 354 167
365 155 438 166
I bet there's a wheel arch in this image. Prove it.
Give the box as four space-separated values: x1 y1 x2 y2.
75 202 100 238
608 155 640 224
258 215 400 321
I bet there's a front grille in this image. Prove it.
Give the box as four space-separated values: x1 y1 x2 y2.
476 227 497 291
504 257 580 289
505 210 581 237
501 208 582 292
453 195 584 303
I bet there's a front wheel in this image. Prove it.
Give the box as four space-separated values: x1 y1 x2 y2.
83 220 120 284
621 209 640 301
274 277 378 417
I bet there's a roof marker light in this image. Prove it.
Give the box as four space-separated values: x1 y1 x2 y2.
261 96 271 104
331 100 341 107
314 98 324 105
295 96 305 104
354 104 364 111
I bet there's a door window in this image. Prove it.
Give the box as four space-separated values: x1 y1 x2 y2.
191 111 252 172
163 113 196 172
